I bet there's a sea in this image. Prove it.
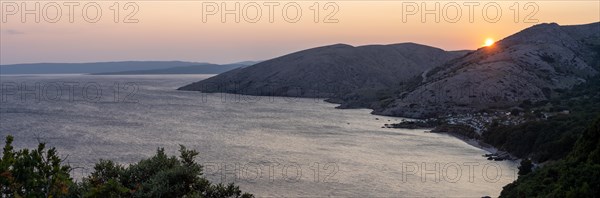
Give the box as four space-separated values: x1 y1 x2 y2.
0 74 517 197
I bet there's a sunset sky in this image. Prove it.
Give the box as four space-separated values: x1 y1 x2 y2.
1 0 599 65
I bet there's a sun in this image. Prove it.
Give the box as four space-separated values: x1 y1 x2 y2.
483 38 495 47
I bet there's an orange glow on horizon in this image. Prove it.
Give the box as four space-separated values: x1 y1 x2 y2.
483 38 495 47
0 1 598 64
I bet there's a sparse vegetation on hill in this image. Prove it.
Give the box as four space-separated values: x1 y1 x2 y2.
483 76 600 162
178 43 468 102
0 136 253 198
499 117 600 197
377 22 600 118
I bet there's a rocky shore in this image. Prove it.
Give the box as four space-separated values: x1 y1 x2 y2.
384 112 524 161
383 119 439 129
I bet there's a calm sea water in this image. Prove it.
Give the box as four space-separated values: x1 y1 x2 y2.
0 74 517 197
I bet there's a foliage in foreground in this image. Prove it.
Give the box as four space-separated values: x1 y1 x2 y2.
499 117 600 197
0 136 253 198
1 136 72 197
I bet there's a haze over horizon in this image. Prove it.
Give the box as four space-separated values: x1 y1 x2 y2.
2 1 600 197
1 0 599 65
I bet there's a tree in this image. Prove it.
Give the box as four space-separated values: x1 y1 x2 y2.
0 135 73 197
83 146 252 197
518 158 533 176
500 117 600 197
1 135 254 198
83 145 253 198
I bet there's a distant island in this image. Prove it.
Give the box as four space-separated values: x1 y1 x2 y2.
91 63 250 75
0 61 259 75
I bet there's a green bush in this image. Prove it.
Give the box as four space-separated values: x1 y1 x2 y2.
500 117 600 197
518 159 533 176
0 136 73 197
0 136 253 198
482 77 600 162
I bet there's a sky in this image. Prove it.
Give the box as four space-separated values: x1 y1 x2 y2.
1 0 599 65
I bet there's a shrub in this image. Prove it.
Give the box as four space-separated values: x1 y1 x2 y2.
0 136 253 198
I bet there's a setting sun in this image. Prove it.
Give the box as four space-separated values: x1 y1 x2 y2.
484 38 495 47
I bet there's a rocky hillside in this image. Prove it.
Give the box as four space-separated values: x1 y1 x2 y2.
178 43 468 99
376 22 600 118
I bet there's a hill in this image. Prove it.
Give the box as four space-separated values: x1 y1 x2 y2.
178 43 469 100
377 22 600 118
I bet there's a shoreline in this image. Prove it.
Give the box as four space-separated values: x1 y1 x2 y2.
432 130 499 155
429 129 520 162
